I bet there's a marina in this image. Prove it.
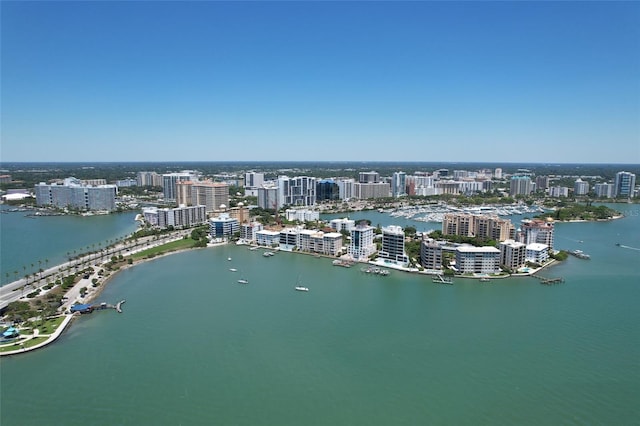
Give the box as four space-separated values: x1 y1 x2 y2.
1 203 639 425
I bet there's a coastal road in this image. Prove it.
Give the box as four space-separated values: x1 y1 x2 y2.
1 230 189 310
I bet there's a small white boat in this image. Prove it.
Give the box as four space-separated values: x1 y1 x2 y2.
238 279 249 284
228 257 232 261
229 268 237 272
294 275 308 291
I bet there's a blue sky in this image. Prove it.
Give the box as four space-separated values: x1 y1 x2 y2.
1 1 639 163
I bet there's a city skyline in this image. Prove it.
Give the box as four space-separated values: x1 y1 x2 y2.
2 1 639 164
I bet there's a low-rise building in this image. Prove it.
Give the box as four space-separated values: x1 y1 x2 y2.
256 230 280 247
209 213 239 241
525 243 549 264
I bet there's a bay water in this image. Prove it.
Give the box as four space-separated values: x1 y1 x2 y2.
1 204 638 425
0 206 138 285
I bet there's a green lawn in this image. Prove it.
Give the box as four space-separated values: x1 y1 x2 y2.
129 239 196 260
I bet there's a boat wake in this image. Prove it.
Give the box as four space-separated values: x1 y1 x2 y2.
619 245 640 251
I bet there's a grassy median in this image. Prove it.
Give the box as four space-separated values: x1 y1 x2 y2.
129 238 198 260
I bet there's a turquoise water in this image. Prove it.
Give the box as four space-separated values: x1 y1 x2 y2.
1 204 639 425
0 206 138 285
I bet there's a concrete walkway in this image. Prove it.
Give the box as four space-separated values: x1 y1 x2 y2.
0 314 74 356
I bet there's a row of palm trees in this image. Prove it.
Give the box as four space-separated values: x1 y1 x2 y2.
6 231 184 292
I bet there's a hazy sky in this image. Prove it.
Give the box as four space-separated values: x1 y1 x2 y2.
1 1 639 163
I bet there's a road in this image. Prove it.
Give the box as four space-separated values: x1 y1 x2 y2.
0 230 190 311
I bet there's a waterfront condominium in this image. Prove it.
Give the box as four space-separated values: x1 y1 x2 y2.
34 178 117 212
420 237 442 271
499 239 526 271
348 222 376 261
379 225 409 266
142 205 207 228
614 171 636 198
442 213 514 242
209 213 239 241
455 246 501 274
519 219 554 251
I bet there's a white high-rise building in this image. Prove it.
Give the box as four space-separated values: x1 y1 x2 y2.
379 225 409 266
510 176 533 196
574 179 589 196
614 171 636 198
245 172 264 189
348 223 376 261
392 172 407 198
594 183 614 198
278 176 316 208
163 172 196 202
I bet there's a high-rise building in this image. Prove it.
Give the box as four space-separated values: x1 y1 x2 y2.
143 205 207 228
614 171 636 198
392 172 407 198
520 219 554 251
162 172 195 202
594 183 614 198
257 185 279 210
348 222 376 261
336 178 355 200
494 168 502 179
353 182 391 199
244 172 264 189
359 171 380 183
510 176 533 196
535 176 549 191
574 179 589 196
316 179 340 201
379 225 409 265
278 176 316 207
176 181 194 206
499 240 526 270
137 171 163 187
442 213 514 241
192 181 229 213
35 178 117 212
549 186 569 197
420 238 442 271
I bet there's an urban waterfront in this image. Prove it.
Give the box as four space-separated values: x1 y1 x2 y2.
1 205 639 425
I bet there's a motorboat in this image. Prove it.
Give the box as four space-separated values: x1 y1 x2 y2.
237 279 249 284
229 268 237 272
294 286 309 292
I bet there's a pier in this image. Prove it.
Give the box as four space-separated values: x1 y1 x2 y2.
532 274 565 285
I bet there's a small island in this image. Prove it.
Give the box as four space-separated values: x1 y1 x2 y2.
538 203 621 222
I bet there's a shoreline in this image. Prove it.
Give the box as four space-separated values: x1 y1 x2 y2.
1 236 562 356
0 236 200 357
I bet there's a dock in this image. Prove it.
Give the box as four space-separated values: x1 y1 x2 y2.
533 275 565 285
